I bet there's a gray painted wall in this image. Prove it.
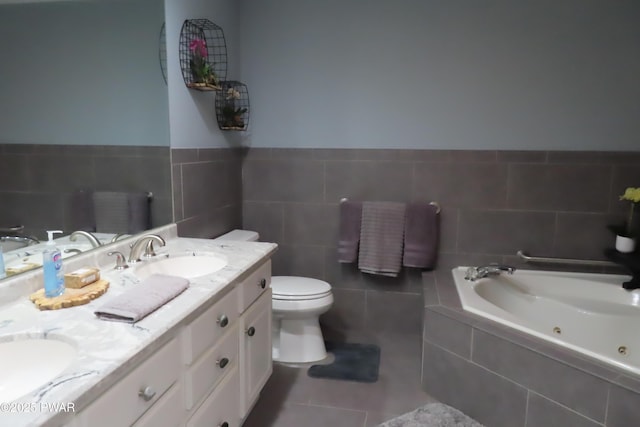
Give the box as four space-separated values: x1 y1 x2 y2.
0 0 169 146
239 0 640 150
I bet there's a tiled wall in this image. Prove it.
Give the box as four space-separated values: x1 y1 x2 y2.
0 144 172 239
242 148 640 338
422 271 640 427
171 148 243 238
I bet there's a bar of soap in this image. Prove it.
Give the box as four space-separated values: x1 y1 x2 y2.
64 267 101 289
6 263 40 276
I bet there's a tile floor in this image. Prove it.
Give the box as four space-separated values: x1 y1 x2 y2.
243 331 437 427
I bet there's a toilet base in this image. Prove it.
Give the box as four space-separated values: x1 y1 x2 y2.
272 316 327 363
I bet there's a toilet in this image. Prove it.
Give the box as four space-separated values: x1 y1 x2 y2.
214 229 334 364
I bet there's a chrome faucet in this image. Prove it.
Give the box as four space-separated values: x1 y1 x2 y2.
69 230 102 248
110 233 130 243
128 234 166 263
465 264 516 281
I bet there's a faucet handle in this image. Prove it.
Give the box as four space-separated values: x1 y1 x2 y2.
143 241 157 258
108 251 129 270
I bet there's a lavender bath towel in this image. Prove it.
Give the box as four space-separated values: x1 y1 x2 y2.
337 200 363 263
358 201 406 277
69 189 96 232
95 274 189 323
93 191 150 234
403 202 439 269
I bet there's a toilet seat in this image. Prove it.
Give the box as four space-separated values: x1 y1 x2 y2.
271 276 332 301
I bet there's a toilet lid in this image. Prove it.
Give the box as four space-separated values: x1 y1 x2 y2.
271 276 332 300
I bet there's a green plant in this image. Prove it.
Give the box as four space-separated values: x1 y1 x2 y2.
620 187 640 236
189 38 218 86
221 87 247 127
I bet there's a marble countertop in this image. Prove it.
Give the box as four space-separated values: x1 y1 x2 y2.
0 224 277 427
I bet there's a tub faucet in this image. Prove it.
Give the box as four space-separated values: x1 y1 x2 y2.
69 230 102 248
465 264 516 281
128 234 166 263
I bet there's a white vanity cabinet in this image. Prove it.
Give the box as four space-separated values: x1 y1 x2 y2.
237 261 272 421
239 289 272 420
73 259 273 427
78 336 183 427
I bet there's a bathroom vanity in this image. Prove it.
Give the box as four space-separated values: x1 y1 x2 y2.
0 224 277 427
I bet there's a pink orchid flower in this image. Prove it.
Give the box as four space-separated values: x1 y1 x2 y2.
189 39 208 58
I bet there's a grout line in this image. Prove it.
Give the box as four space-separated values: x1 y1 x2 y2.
603 384 611 426
524 389 529 427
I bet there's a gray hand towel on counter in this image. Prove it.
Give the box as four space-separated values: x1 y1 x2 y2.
94 274 189 323
93 191 150 234
403 202 439 269
358 201 406 277
337 200 363 263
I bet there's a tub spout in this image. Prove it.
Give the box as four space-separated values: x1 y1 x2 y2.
465 264 516 281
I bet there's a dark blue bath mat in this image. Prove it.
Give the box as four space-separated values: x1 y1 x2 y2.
308 341 380 383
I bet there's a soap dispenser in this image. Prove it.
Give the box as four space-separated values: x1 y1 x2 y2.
43 230 64 297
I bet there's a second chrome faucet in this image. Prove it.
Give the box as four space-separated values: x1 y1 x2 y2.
128 234 166 263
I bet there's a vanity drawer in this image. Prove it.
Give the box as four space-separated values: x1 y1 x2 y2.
187 367 240 427
185 323 239 410
81 337 180 427
183 286 239 365
132 381 185 427
238 260 271 313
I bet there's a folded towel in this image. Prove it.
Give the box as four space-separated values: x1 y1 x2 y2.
93 191 151 234
337 201 363 263
94 274 189 323
403 202 439 269
127 192 152 234
358 201 406 277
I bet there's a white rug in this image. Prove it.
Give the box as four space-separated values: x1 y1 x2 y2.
377 403 485 427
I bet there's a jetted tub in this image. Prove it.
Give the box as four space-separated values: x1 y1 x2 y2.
452 267 640 376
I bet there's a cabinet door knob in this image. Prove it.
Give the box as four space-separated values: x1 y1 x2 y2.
246 326 256 337
138 386 156 401
217 314 229 328
258 278 267 289
218 422 229 427
216 357 229 369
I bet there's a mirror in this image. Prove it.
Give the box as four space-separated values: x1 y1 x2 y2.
0 0 171 279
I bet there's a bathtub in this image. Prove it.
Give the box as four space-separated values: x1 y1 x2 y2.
452 267 640 376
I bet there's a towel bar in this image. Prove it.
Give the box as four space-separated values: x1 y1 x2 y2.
339 198 440 214
516 250 616 267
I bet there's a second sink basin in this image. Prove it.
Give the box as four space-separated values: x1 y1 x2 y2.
0 338 77 402
133 254 227 280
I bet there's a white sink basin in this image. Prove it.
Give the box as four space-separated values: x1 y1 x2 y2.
134 254 227 280
0 338 77 402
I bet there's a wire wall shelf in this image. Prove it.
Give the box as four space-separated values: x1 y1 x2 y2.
215 81 250 131
179 19 227 91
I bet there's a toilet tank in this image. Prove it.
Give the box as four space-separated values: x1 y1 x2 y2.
213 229 259 242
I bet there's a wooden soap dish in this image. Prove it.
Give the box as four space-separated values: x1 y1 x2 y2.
30 279 110 310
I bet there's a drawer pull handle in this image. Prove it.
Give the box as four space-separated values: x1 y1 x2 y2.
217 357 229 369
219 422 229 427
217 314 229 328
246 326 256 337
258 278 267 289
138 386 156 401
